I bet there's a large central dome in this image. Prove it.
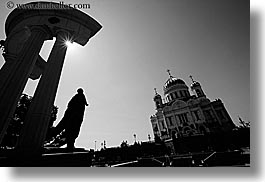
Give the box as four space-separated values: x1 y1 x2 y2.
163 74 190 102
164 77 186 90
163 76 188 94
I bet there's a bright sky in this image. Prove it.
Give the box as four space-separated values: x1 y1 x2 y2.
0 0 249 150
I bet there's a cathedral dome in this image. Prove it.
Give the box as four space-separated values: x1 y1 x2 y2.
163 76 187 93
164 77 186 90
163 70 190 101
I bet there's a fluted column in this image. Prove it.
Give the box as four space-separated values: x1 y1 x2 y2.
0 54 18 97
0 26 49 143
17 31 69 154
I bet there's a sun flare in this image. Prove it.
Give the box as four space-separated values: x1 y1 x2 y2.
65 40 73 48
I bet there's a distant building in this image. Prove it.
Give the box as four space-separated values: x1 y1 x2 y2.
150 71 235 152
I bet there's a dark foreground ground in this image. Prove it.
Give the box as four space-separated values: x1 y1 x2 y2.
0 147 249 167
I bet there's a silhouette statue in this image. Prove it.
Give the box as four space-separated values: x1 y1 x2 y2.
53 88 88 150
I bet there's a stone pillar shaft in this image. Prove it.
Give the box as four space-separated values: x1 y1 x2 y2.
17 31 68 154
0 26 48 143
0 54 18 97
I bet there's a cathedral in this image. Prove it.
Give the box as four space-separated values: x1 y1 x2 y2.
150 70 235 147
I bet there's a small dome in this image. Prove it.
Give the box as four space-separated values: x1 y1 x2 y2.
164 77 186 90
153 93 161 100
191 81 201 88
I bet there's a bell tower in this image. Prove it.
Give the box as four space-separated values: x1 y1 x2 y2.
153 88 162 109
190 75 206 98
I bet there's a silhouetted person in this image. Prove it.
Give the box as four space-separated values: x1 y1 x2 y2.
59 88 88 150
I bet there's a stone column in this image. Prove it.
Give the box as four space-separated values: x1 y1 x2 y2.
0 26 49 143
0 27 31 98
17 30 69 154
0 54 18 96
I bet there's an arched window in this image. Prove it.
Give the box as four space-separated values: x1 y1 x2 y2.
170 93 174 100
180 91 183 97
181 90 185 97
166 116 173 126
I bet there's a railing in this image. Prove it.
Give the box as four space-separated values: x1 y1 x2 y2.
202 151 216 163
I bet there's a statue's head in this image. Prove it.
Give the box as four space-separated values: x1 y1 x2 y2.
77 88 83 94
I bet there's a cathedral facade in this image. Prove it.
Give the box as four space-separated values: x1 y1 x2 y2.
150 71 235 145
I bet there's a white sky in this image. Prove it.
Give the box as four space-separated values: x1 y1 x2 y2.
0 0 249 150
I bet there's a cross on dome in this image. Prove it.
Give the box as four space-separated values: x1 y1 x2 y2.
189 75 195 83
167 69 172 78
154 88 158 95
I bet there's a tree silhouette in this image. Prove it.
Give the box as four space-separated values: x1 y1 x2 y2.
0 94 58 149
